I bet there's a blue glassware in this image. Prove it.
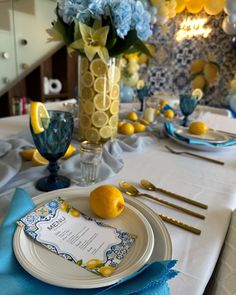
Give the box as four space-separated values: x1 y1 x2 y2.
179 95 198 127
30 110 74 192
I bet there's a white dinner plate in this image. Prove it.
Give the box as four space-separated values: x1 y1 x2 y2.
175 126 230 143
13 187 172 289
167 132 236 151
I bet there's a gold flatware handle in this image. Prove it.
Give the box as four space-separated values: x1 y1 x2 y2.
184 152 224 165
142 193 205 220
155 187 208 209
159 214 201 235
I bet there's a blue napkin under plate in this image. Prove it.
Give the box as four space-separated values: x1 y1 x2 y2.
0 188 178 295
165 122 236 147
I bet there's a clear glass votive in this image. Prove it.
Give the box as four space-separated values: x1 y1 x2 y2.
79 141 103 186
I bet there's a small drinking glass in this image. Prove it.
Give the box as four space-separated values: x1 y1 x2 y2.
78 141 103 186
179 94 199 127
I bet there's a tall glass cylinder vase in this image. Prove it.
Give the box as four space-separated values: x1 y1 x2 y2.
78 56 120 143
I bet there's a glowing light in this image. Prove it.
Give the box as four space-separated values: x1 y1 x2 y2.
176 17 212 42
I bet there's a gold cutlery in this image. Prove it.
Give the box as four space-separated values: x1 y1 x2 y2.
165 145 225 166
119 181 205 220
140 179 208 209
158 214 201 235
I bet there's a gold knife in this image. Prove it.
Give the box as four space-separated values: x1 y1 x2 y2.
159 214 201 235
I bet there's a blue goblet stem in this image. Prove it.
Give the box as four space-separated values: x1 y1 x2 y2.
183 115 189 127
47 161 59 181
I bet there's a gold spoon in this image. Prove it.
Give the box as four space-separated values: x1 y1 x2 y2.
119 181 205 220
140 179 208 209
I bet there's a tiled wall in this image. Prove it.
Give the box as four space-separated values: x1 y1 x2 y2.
147 12 236 107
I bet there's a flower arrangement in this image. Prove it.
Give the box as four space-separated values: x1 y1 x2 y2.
47 0 154 63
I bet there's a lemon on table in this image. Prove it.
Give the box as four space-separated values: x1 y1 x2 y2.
133 123 146 133
89 185 125 219
138 118 149 126
126 111 138 122
119 122 135 135
164 109 175 119
32 149 49 166
30 102 50 134
90 58 107 77
62 144 76 159
20 148 36 160
118 121 125 128
189 121 209 135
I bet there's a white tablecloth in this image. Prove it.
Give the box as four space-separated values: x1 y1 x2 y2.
1 114 236 295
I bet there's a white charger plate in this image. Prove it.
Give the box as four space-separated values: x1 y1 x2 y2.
13 187 172 289
167 132 236 152
175 126 230 143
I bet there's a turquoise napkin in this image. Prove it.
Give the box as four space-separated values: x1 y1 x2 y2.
165 122 236 147
0 188 178 295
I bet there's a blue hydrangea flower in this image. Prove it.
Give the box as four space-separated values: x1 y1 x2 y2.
131 1 152 41
110 0 132 39
88 0 110 19
58 0 91 24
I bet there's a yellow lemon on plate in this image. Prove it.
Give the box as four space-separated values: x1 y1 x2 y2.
126 111 138 122
118 121 125 128
133 123 146 133
99 266 115 277
138 118 149 126
32 150 49 166
20 148 36 161
89 185 125 219
69 208 81 217
86 259 102 269
189 121 209 135
30 102 50 134
119 122 135 135
164 109 175 119
62 144 76 159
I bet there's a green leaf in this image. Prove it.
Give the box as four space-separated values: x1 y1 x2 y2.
133 40 152 57
73 18 82 41
76 259 83 266
109 30 139 57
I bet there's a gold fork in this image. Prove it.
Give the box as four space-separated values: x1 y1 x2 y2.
165 145 224 165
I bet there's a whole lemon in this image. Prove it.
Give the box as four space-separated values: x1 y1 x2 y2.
160 99 168 108
133 123 146 133
126 111 138 122
119 122 135 135
89 185 125 219
164 109 175 119
189 122 208 135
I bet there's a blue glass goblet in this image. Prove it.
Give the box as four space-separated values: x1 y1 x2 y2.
179 95 198 127
30 110 74 192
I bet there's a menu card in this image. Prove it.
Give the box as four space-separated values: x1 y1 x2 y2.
17 197 136 277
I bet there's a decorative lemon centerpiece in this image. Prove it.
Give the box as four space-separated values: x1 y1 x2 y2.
89 185 125 219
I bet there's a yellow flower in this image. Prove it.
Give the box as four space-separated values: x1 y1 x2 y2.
70 21 110 64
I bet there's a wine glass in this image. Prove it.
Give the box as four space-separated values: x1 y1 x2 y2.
30 110 74 192
179 94 198 127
